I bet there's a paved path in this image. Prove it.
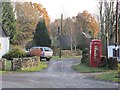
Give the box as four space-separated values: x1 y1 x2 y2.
1 58 119 88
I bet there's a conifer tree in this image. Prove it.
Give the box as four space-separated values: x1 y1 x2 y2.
2 2 16 43
33 21 51 47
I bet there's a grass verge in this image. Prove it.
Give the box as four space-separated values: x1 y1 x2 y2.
95 64 120 82
0 62 47 73
52 56 81 61
73 63 120 82
72 63 107 73
95 71 119 82
18 62 47 72
0 71 7 74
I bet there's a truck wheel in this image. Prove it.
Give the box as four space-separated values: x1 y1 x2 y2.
46 58 50 61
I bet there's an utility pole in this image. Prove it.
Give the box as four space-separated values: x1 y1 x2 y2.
59 14 63 58
115 0 119 58
104 1 109 68
99 2 103 40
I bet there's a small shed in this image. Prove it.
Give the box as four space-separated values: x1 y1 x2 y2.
108 45 120 62
0 24 9 59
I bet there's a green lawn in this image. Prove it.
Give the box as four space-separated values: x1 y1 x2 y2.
17 62 47 72
72 63 107 73
0 71 7 74
0 62 47 73
52 56 81 61
95 71 119 82
72 63 120 82
95 64 120 82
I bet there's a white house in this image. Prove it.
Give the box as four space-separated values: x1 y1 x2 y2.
108 45 120 62
0 24 9 59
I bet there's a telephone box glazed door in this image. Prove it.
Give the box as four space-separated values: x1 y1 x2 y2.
90 40 102 67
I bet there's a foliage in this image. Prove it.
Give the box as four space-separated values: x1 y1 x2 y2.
2 2 16 43
33 3 50 28
12 30 24 45
14 2 50 45
82 48 89 55
80 11 99 38
99 1 120 46
99 56 106 67
108 57 118 70
2 48 26 60
25 40 36 50
81 54 89 66
33 21 51 47
15 2 40 45
81 48 89 65
50 10 98 50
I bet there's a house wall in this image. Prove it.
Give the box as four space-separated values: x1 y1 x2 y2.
0 37 9 59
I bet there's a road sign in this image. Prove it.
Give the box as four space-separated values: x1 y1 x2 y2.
118 1 120 13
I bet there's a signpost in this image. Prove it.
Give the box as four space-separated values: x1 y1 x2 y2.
58 14 63 58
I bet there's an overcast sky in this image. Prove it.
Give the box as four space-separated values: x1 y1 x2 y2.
11 0 99 21
34 0 99 21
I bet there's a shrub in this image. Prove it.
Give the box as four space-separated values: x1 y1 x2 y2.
2 48 26 60
81 54 89 66
108 57 118 70
81 48 90 66
82 48 89 55
99 56 106 67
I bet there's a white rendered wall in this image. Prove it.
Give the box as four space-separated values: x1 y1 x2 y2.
0 37 9 59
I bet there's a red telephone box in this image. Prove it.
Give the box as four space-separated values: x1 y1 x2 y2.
89 39 102 67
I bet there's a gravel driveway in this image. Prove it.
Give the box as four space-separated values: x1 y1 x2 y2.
1 58 119 89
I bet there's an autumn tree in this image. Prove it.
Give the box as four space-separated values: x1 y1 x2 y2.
14 2 40 44
63 17 78 51
76 12 87 32
33 21 51 47
50 11 98 50
14 2 50 45
98 1 117 55
33 3 50 29
2 2 16 43
81 10 99 38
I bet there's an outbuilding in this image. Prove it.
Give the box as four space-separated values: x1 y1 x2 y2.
0 24 9 59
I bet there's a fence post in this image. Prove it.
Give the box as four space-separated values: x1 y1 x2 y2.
11 60 14 71
2 59 5 71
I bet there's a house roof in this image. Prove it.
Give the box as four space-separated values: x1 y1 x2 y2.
0 23 8 37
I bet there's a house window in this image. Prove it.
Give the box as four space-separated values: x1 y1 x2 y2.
113 49 119 57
